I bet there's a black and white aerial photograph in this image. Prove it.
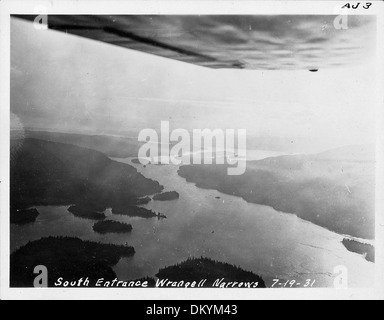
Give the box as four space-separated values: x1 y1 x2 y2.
2 0 384 301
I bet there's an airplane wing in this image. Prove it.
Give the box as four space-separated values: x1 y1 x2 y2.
14 15 375 70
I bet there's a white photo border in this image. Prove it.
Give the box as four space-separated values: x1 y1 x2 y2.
1 0 383 300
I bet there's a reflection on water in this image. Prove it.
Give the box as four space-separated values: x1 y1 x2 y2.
10 151 374 288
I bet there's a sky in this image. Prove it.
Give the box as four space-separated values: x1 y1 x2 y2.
10 17 378 152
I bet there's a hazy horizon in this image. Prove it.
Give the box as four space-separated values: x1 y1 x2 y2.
11 16 378 154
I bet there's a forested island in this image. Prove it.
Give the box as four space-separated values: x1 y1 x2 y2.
93 220 133 234
67 205 106 220
154 257 266 288
10 236 135 287
11 239 266 288
153 191 180 201
135 196 152 205
112 206 158 218
131 158 142 164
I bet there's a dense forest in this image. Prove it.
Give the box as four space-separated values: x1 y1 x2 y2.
156 257 266 288
10 236 135 287
10 138 163 222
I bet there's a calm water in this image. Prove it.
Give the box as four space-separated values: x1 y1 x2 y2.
11 151 374 288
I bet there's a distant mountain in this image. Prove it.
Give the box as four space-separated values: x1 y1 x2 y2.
10 138 163 211
252 144 375 172
313 144 375 163
245 135 346 154
178 145 375 239
11 130 141 158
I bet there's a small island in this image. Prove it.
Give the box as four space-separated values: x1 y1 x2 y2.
93 220 133 234
157 213 167 219
10 208 40 225
131 158 142 165
67 205 106 220
112 206 158 218
153 191 180 201
342 238 375 263
135 196 152 205
10 236 135 287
